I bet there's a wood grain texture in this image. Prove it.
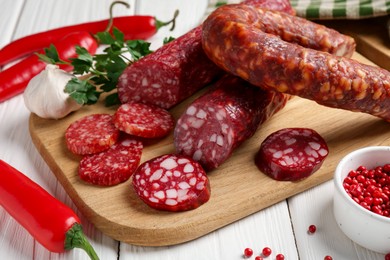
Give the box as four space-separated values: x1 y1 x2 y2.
290 181 386 260
1 0 388 258
0 1 121 259
28 52 390 247
120 201 299 260
286 14 390 260
0 0 24 48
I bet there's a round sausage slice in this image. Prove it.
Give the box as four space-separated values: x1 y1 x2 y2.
255 128 329 181
79 137 143 186
132 154 210 211
65 113 119 155
113 102 174 138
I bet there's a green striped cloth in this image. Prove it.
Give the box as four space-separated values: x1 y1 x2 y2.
290 0 390 19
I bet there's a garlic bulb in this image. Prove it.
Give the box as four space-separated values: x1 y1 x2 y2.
23 64 82 119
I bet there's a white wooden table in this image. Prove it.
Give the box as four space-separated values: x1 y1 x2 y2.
0 0 387 259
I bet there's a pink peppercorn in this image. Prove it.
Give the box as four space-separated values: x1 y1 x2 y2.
244 248 253 258
343 164 390 218
262 247 272 257
308 224 317 234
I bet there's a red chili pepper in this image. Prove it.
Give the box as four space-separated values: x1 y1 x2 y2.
0 160 99 259
0 31 97 103
0 2 178 66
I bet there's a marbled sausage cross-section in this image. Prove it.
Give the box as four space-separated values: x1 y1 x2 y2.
174 75 288 171
132 154 210 211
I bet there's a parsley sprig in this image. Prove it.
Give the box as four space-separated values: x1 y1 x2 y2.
38 28 153 106
215 1 227 7
38 0 178 107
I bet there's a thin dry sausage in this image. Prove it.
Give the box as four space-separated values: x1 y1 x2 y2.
242 0 295 15
203 4 355 59
202 4 390 122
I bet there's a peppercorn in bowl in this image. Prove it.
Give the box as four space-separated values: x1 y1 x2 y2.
334 146 390 254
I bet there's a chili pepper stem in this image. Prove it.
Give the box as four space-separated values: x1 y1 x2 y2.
65 223 100 260
155 9 179 31
104 1 131 33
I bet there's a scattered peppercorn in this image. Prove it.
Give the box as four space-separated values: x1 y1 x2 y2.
244 247 253 258
308 224 317 234
262 247 272 257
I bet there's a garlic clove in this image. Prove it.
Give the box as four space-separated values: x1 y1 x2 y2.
23 64 83 119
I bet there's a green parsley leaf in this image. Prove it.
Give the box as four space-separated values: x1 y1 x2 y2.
64 77 101 105
95 31 117 45
126 40 152 60
92 53 110 70
105 93 121 106
163 36 175 45
70 46 94 75
112 27 125 43
37 28 161 107
215 1 227 7
44 44 61 62
36 44 67 64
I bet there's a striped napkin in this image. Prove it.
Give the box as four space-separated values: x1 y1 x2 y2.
290 0 390 19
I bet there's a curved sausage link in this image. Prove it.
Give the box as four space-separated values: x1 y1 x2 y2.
202 4 390 121
242 0 296 15
203 4 355 58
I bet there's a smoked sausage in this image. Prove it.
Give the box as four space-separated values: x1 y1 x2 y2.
174 75 288 171
172 0 296 170
117 0 296 109
118 26 223 109
201 5 390 122
242 0 295 15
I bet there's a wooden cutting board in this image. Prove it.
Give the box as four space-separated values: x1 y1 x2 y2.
29 52 390 246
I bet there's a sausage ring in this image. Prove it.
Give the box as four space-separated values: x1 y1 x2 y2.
202 4 390 121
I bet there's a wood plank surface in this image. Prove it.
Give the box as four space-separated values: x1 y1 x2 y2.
28 51 390 247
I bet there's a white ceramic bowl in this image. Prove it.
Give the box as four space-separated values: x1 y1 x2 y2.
334 146 390 254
